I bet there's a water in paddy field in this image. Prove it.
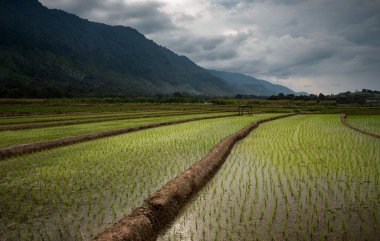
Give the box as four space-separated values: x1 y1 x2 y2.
159 115 380 241
0 115 266 241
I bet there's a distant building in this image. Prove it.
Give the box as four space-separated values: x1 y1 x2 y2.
366 99 380 103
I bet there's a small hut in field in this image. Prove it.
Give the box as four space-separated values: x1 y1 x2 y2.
239 105 253 115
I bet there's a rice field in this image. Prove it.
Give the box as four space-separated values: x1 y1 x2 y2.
0 111 167 125
0 112 231 148
0 113 279 241
159 114 380 241
1 109 379 241
346 115 380 135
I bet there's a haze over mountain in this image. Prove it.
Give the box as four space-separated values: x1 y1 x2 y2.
0 0 297 98
208 70 303 96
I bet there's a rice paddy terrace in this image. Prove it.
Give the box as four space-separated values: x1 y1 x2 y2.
0 105 378 241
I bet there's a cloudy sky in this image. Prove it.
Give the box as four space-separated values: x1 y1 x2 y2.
40 0 380 94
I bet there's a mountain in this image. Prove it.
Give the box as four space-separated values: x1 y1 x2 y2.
0 0 233 97
0 0 296 98
208 70 295 96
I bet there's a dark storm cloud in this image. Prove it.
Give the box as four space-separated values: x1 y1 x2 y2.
169 36 225 53
212 0 304 8
39 0 380 93
40 0 175 34
205 0 380 92
152 30 253 62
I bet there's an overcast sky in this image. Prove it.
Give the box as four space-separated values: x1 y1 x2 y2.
40 0 380 94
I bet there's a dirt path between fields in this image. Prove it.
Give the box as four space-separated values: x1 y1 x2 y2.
0 114 236 159
92 113 296 241
340 114 380 138
0 111 220 131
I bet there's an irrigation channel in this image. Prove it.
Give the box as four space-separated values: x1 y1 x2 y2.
0 113 236 159
92 113 295 241
340 114 380 138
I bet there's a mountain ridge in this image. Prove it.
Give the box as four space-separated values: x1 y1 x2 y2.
208 70 296 96
0 0 298 97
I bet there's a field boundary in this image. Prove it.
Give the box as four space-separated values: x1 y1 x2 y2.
0 110 215 126
0 111 223 131
340 114 380 138
0 114 236 159
92 113 296 241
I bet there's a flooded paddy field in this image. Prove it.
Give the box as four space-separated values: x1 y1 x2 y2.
159 114 380 241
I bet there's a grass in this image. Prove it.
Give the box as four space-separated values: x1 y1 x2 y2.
0 112 231 148
0 113 280 241
159 114 380 241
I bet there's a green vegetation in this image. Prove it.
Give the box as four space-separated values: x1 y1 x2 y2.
0 112 231 148
1 98 379 117
0 103 235 115
266 89 380 104
0 114 280 241
0 111 174 125
1 102 378 241
159 115 380 241
347 115 380 135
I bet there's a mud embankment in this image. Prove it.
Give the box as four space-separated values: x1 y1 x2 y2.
92 113 295 241
0 114 236 159
340 114 380 138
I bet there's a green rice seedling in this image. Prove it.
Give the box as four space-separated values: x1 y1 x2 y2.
0 112 232 148
346 115 380 135
159 114 380 241
0 114 282 241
